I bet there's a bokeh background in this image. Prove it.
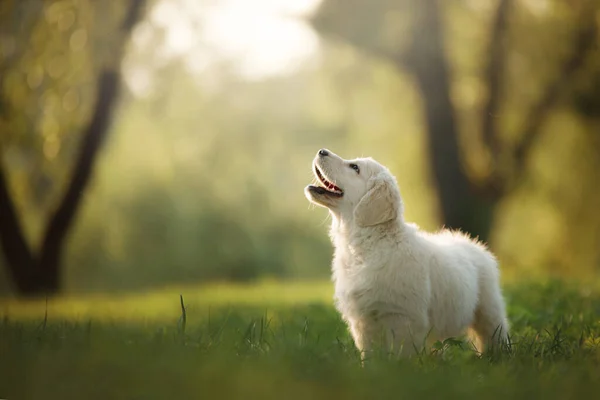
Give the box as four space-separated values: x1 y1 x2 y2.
1 0 599 297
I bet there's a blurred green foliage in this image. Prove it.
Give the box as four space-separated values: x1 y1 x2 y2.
1 0 600 294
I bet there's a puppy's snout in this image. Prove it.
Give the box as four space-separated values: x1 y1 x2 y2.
318 149 329 157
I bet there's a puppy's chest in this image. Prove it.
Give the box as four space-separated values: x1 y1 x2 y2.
332 251 391 317
332 237 392 275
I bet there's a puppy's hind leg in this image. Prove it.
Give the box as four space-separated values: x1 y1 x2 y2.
348 319 375 365
471 276 510 354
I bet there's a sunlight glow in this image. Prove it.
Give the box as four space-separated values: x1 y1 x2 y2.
146 0 321 81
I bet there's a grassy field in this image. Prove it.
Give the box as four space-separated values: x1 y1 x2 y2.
1 279 600 399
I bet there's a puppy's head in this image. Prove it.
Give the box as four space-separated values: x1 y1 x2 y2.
305 149 402 227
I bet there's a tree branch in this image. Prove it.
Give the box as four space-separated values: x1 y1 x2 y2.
309 0 409 67
309 27 405 67
121 0 146 30
38 70 119 269
481 0 513 158
512 18 597 179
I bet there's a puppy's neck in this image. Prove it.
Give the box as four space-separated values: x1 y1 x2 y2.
329 213 406 247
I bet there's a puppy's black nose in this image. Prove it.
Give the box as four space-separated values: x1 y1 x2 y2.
318 149 329 157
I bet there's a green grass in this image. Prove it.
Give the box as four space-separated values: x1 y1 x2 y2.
1 279 600 399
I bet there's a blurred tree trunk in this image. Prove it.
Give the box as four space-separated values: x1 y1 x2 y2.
404 0 498 240
0 0 145 296
312 0 597 243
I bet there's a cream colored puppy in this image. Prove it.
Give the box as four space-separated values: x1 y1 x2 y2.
305 149 509 357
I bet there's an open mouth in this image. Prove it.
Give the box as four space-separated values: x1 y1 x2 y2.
309 165 343 197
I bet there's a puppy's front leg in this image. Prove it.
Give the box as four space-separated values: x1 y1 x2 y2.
367 314 428 359
349 319 373 364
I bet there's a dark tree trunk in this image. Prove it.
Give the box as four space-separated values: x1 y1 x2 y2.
411 63 498 242
0 167 38 292
405 0 496 242
0 0 145 297
310 0 597 244
0 71 124 297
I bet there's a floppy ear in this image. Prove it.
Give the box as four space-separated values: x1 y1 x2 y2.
353 173 399 227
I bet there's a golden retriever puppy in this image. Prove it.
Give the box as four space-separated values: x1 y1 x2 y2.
305 149 509 358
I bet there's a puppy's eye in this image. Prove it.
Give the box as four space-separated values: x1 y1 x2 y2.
349 163 360 174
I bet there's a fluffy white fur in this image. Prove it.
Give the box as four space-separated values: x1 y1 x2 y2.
305 149 509 357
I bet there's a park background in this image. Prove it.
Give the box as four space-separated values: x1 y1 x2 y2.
1 0 599 296
1 1 600 398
